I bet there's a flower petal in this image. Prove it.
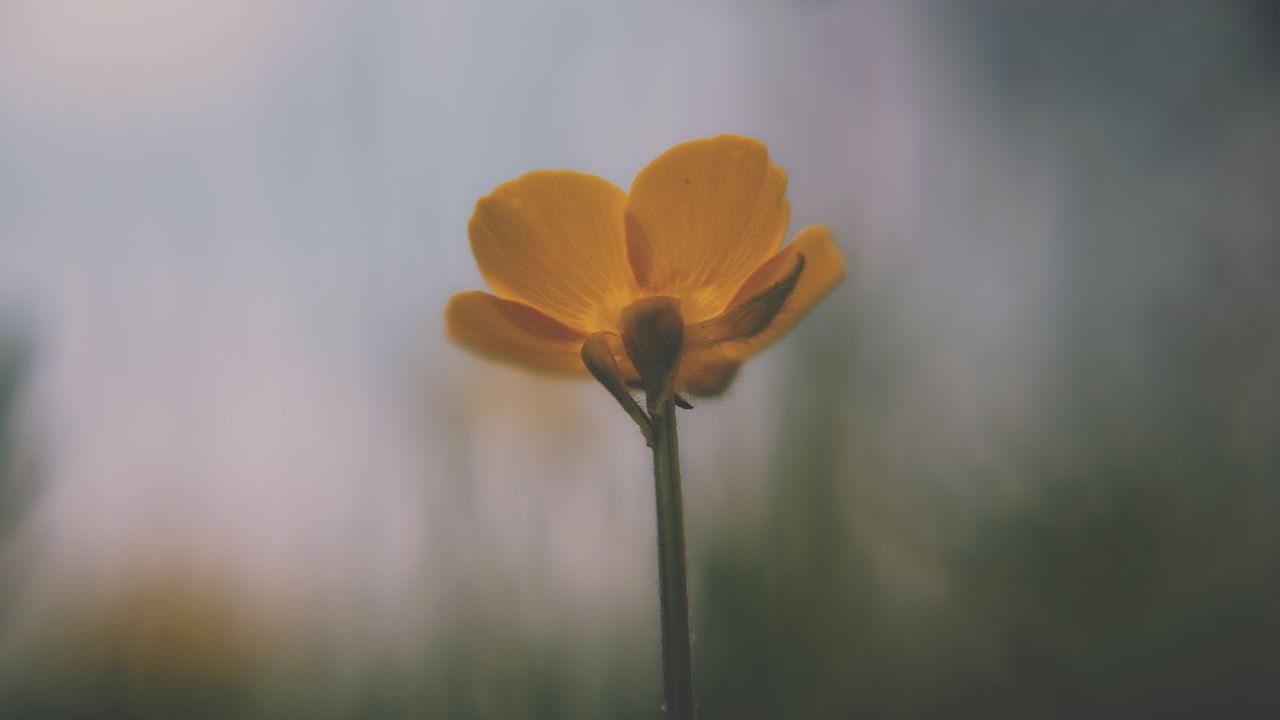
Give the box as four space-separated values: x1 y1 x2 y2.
674 226 843 397
470 170 638 332
724 225 846 356
445 291 589 376
676 346 742 397
625 135 789 323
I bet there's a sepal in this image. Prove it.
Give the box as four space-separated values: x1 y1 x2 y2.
686 255 805 346
619 296 685 416
581 332 654 445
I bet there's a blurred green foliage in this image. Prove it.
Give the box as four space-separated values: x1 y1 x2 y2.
0 327 28 533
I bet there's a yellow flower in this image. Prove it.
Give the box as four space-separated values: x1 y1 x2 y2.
446 134 845 397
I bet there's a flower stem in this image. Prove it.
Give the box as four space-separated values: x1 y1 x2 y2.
648 395 695 719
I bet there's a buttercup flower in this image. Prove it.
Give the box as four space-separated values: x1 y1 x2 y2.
446 134 845 399
447 134 842 718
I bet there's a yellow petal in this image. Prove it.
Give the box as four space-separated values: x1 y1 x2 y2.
625 135 789 323
676 346 742 397
469 170 639 332
445 291 589 376
675 227 843 396
726 225 846 357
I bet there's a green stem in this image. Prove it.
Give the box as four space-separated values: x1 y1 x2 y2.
649 395 695 719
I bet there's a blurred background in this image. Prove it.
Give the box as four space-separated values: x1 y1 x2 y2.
2 1 1278 717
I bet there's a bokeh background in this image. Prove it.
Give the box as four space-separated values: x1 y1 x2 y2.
2 1 1279 718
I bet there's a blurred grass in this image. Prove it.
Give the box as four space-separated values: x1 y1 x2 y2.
2 278 1277 718
0 325 30 533
1 287 1277 719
